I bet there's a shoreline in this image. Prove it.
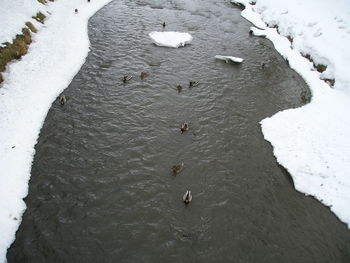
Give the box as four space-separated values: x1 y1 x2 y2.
0 0 112 261
233 0 350 228
1 0 349 261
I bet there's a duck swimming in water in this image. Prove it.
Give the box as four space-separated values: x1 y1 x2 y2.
162 22 166 28
183 190 192 204
189 81 199 87
123 75 132 83
59 95 67 105
140 72 149 79
176 85 182 93
172 162 184 174
181 123 189 133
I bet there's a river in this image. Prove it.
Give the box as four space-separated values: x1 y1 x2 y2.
7 0 350 262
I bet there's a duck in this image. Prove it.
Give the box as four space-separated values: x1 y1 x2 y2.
74 9 78 14
140 72 149 79
123 75 132 83
172 162 184 174
162 22 166 28
59 95 67 105
180 123 189 133
189 81 199 87
183 190 192 204
176 85 182 93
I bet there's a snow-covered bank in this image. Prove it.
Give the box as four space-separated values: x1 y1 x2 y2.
0 0 112 261
0 0 44 45
233 0 350 227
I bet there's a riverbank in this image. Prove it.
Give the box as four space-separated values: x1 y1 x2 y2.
8 0 350 261
0 0 47 83
0 0 112 261
1 0 349 261
233 0 350 227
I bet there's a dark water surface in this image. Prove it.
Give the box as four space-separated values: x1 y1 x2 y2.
8 0 350 262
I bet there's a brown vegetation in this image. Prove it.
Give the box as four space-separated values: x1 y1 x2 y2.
32 12 46 24
323 78 335 87
0 1 51 84
302 53 327 73
25 22 37 33
38 0 55 4
0 25 35 83
302 53 335 87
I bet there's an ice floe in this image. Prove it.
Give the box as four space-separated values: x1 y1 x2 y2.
149 31 193 48
215 55 244 63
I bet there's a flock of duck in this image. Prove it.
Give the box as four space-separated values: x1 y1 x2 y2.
58 19 196 205
121 66 196 204
58 72 195 205
56 12 265 206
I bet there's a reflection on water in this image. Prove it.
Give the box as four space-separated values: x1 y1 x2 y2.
8 0 350 262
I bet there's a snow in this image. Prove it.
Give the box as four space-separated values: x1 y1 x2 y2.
249 26 267 37
0 0 112 262
215 55 244 63
233 0 350 227
0 0 350 261
149 31 193 48
0 0 44 46
232 0 266 30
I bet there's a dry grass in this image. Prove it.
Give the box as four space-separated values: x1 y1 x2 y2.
302 54 335 87
0 1 51 83
323 78 335 87
32 12 46 24
0 26 33 83
268 24 281 35
25 22 37 33
302 53 327 73
38 0 55 3
315 64 327 73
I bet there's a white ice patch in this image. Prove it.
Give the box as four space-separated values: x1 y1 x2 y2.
237 0 350 227
231 0 267 29
215 55 244 63
149 31 193 48
249 26 267 37
0 0 113 262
